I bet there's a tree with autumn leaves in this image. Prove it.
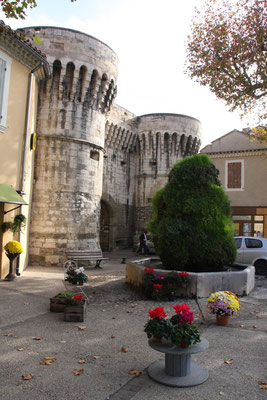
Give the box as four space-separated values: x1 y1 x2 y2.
185 0 267 142
1 0 77 20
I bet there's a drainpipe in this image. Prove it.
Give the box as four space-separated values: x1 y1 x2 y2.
16 62 44 276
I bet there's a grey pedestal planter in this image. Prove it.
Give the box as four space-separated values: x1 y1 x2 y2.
148 337 209 387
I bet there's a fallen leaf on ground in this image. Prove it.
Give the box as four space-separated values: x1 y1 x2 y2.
4 333 14 337
110 335 116 339
130 304 136 308
194 313 200 317
22 374 34 380
258 381 267 389
32 337 42 340
121 347 128 353
112 317 116 319
252 325 257 329
74 325 86 331
17 348 24 351
93 356 100 360
219 392 224 396
73 368 84 375
224 359 233 364
256 314 263 319
78 360 87 364
40 357 56 365
128 368 142 376
24 302 29 305
102 309 106 312
127 310 133 314
59 340 66 343
240 325 244 328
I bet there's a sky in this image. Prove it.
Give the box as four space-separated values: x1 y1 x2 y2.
0 0 249 147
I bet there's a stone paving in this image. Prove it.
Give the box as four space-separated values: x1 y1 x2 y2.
0 250 266 400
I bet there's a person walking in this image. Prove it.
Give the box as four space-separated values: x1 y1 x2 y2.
137 230 149 255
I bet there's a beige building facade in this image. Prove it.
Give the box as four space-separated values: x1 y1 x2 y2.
0 23 50 277
201 130 267 238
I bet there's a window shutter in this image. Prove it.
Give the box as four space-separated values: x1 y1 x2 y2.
228 162 241 188
0 57 6 121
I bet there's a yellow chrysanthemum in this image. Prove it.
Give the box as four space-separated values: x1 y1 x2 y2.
4 240 23 254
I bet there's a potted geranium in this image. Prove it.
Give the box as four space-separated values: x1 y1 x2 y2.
66 266 88 285
169 303 201 348
177 271 190 288
207 291 240 326
144 307 169 342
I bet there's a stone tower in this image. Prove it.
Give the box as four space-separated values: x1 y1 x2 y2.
19 26 202 266
19 27 118 265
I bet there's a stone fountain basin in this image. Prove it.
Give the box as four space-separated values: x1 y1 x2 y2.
125 258 255 298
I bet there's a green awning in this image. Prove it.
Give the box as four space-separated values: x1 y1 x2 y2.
0 184 27 205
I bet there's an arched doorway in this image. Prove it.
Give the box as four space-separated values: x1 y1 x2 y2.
100 201 110 251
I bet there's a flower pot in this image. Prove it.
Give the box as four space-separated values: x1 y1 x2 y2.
152 334 162 343
181 283 187 289
77 281 84 286
180 338 189 348
216 314 230 326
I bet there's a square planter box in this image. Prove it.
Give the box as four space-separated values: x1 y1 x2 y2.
50 294 69 313
50 294 80 313
64 303 86 322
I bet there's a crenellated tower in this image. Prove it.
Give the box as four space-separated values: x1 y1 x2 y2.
19 27 118 265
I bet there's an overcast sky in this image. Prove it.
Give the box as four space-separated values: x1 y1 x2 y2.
1 0 249 147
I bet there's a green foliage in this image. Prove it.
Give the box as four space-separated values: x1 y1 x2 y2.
1 0 77 20
1 214 26 234
170 322 201 347
148 154 236 272
144 317 170 339
57 292 74 298
142 270 184 300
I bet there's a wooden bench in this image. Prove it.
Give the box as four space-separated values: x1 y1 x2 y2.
65 250 109 269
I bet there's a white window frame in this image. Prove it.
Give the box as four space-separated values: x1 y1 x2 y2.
0 50 12 133
225 159 244 191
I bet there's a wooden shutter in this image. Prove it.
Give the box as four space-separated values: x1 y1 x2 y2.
228 162 241 188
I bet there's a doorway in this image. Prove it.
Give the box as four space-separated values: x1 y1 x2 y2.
100 201 110 251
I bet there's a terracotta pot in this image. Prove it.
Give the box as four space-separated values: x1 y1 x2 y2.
152 334 162 343
77 281 84 286
216 314 230 326
180 338 189 348
181 282 187 289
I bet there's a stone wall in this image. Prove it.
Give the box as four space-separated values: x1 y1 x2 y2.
20 26 203 265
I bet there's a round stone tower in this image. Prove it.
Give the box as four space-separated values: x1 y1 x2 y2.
134 113 202 231
19 27 118 266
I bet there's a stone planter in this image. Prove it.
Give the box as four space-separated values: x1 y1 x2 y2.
64 302 86 322
126 259 255 298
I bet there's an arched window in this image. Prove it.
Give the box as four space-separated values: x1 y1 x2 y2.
51 60 62 98
75 65 87 102
62 62 75 101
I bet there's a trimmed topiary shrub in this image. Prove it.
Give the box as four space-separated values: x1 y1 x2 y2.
147 154 236 272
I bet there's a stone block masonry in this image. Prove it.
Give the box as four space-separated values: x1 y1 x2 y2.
20 26 202 266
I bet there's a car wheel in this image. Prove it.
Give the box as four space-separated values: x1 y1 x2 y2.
254 259 267 275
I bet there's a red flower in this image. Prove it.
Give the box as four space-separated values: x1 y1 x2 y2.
148 307 167 319
145 268 155 274
73 295 83 302
156 275 165 280
178 272 189 277
153 284 163 289
172 303 190 314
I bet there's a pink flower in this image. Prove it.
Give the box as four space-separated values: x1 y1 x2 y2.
153 284 163 289
179 311 194 326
